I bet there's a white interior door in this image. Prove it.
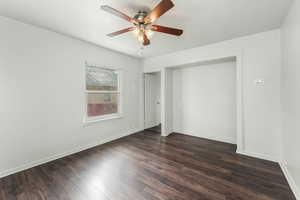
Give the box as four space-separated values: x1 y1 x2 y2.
155 75 161 125
144 73 160 129
161 68 173 136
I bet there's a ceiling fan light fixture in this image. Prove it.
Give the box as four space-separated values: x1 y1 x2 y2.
145 29 154 39
133 27 140 36
133 24 154 43
137 31 144 43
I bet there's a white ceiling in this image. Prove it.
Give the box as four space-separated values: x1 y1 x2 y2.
0 0 292 58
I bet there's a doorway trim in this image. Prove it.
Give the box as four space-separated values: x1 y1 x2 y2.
144 51 245 153
143 72 162 132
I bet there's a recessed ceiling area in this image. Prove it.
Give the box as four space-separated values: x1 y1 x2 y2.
0 0 292 58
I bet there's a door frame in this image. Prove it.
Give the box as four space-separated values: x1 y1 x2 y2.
143 72 162 131
143 52 245 153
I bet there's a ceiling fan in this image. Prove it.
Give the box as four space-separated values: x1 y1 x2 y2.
101 0 183 46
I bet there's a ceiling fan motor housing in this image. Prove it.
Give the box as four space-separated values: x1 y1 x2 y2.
134 11 148 24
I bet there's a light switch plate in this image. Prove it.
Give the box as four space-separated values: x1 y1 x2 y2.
254 79 265 86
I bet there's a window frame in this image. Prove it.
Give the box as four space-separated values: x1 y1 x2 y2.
84 64 123 124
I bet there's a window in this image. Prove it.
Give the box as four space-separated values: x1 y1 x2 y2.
85 65 121 122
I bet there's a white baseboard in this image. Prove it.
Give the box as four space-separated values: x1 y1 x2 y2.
201 135 236 144
236 150 279 163
174 131 236 144
279 162 300 200
0 128 142 179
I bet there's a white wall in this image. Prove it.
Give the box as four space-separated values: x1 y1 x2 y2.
173 61 236 144
143 30 282 162
0 16 143 177
281 0 300 197
144 72 161 129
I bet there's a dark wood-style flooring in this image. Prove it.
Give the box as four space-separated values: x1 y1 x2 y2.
145 124 161 134
0 131 296 200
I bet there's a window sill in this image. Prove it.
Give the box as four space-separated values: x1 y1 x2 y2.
83 115 123 126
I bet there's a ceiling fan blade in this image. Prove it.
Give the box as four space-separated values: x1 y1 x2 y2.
151 25 183 36
144 0 174 23
101 5 137 24
143 34 150 46
107 27 135 37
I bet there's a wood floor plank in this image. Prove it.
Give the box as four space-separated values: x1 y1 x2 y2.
0 131 296 200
